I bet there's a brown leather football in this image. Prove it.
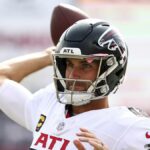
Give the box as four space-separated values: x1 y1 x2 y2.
50 3 89 45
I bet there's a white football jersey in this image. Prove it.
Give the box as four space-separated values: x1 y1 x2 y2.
0 80 150 150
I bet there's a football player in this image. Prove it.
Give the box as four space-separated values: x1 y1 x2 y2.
0 19 150 150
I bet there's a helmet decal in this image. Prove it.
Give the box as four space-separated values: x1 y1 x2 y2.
60 47 81 55
98 27 127 66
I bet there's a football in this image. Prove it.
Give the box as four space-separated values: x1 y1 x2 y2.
50 3 89 45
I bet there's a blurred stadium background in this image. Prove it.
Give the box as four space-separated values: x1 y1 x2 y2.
0 0 150 149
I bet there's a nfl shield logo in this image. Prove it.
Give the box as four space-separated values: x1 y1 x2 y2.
57 122 65 131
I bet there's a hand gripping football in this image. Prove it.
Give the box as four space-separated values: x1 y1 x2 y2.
50 3 89 45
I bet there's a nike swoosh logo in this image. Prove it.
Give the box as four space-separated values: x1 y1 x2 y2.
146 132 150 139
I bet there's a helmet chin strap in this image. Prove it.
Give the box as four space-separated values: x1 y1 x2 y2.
64 91 92 106
63 88 107 106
